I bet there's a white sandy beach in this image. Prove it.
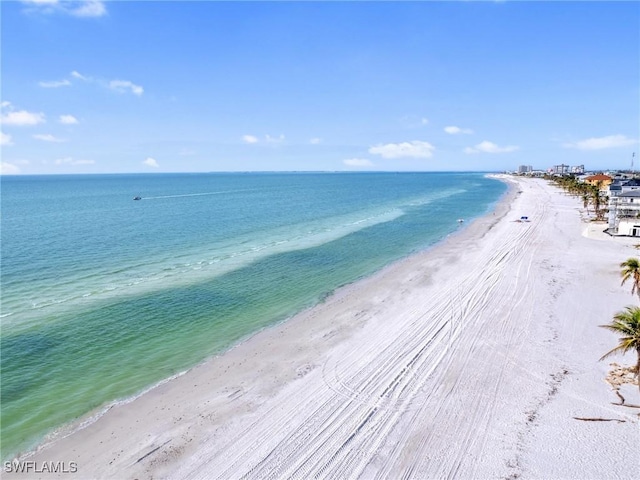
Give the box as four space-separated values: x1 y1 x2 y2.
9 176 639 479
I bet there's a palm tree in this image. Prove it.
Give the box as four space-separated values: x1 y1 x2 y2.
590 183 609 221
620 258 640 299
600 306 640 392
582 192 590 214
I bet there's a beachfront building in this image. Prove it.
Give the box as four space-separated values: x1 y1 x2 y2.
518 165 533 174
609 181 623 199
608 177 640 198
583 173 612 190
619 178 640 193
608 190 640 235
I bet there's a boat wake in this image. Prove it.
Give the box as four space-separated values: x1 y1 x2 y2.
140 189 258 200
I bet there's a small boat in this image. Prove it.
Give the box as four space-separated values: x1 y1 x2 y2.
133 196 142 201
457 218 464 223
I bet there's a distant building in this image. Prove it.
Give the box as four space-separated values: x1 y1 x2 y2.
550 164 585 175
517 165 533 174
552 164 570 175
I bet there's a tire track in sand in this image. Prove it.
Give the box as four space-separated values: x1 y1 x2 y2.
177 180 556 480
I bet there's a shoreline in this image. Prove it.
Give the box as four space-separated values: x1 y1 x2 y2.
8 175 639 479
6 175 513 464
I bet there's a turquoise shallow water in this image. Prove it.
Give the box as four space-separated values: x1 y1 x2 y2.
0 172 506 459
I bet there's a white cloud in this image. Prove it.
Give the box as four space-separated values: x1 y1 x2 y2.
71 70 89 81
242 134 285 145
265 134 285 144
0 162 21 175
464 141 519 154
70 0 106 17
4 111 46 126
368 140 435 159
563 134 637 151
310 137 322 145
60 71 143 97
0 104 46 126
21 1 107 17
20 0 58 12
59 114 78 124
143 157 159 168
55 157 94 165
33 133 65 143
400 115 429 129
109 80 144 96
1 132 14 146
39 79 71 88
343 158 373 167
37 71 146 98
444 126 474 135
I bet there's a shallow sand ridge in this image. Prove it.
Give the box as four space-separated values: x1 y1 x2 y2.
11 177 639 479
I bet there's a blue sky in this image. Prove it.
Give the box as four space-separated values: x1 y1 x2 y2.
1 1 638 174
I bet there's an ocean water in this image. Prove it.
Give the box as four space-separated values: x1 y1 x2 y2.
0 172 506 459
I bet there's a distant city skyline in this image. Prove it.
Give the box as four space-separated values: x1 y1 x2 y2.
1 1 638 175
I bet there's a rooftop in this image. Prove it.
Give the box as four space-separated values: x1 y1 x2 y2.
585 174 612 181
619 190 640 197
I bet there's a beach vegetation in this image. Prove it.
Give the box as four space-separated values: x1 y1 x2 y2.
546 175 607 220
589 183 607 221
600 306 640 392
582 192 590 214
620 257 640 299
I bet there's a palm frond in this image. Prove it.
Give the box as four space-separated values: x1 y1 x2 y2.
599 345 630 361
600 305 640 363
620 258 640 290
601 322 636 336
